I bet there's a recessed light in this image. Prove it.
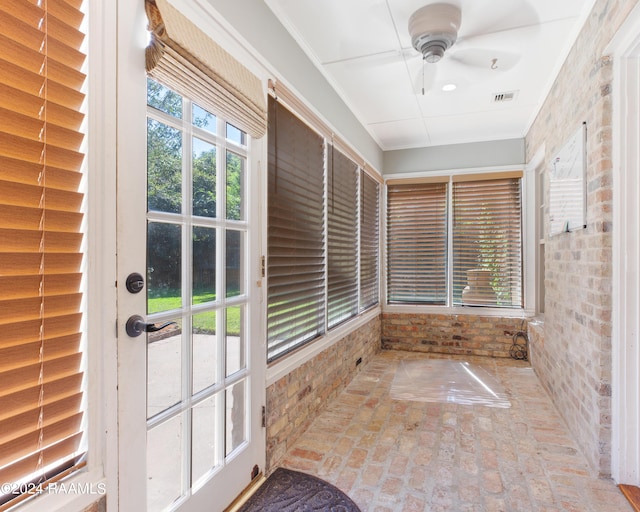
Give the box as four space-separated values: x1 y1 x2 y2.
442 83 457 92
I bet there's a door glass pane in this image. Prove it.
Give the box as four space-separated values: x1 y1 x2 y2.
226 306 244 377
226 122 246 146
192 395 221 486
193 226 216 305
226 151 244 220
193 103 216 135
193 137 216 218
226 380 246 456
147 119 182 214
226 230 243 298
192 311 218 394
148 222 182 314
147 78 183 119
148 414 184 511
147 318 183 419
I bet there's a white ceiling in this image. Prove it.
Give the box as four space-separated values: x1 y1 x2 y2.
264 0 595 151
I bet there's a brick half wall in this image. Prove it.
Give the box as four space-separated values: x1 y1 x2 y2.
265 314 381 471
382 312 528 358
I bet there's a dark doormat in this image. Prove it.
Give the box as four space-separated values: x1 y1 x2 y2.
237 467 361 511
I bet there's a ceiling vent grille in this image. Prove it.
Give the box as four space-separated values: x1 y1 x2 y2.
493 91 517 102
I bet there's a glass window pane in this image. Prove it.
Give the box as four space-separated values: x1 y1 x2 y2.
226 151 245 221
192 103 216 135
148 222 182 314
148 414 184 511
192 395 221 486
226 230 244 297
226 306 244 377
226 380 246 456
226 122 246 146
147 118 182 214
147 318 182 419
192 311 218 394
147 78 183 118
192 226 216 305
193 137 216 218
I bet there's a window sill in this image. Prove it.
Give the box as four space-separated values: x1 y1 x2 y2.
14 469 106 512
383 303 534 318
265 306 381 387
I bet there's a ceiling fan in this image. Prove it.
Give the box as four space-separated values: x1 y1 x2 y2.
405 2 526 94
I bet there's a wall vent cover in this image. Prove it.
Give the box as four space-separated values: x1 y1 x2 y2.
493 91 518 102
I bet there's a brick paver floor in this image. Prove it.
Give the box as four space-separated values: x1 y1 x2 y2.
280 350 632 511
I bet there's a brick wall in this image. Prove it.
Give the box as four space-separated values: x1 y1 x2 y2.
265 315 381 470
524 0 638 477
381 312 527 358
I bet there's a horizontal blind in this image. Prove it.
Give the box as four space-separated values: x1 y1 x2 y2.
359 171 379 311
267 96 325 361
0 0 86 507
145 0 267 138
452 177 522 307
387 182 447 304
327 145 358 328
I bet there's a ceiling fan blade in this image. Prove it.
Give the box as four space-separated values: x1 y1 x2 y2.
457 0 539 41
411 62 437 95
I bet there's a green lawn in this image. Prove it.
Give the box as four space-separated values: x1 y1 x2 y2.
148 289 241 335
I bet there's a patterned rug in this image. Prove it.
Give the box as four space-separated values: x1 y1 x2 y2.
238 467 361 511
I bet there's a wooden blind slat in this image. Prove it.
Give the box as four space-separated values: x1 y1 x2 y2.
0 1 85 504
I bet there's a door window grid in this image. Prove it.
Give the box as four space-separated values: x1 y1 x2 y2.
146 79 249 510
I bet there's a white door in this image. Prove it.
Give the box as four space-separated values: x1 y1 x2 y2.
115 2 265 510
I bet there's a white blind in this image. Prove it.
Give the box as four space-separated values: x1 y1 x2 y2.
359 170 379 311
452 176 522 308
267 96 325 361
387 181 448 304
327 145 358 328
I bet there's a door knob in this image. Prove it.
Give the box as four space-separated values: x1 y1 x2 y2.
126 315 177 337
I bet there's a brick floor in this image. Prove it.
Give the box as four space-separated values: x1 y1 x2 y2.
280 350 632 512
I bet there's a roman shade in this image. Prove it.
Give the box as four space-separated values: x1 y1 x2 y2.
452 173 523 307
145 0 267 139
387 179 448 304
267 96 325 361
0 0 86 507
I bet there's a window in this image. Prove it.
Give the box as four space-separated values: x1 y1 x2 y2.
387 172 523 309
387 180 448 304
0 0 87 507
267 95 381 362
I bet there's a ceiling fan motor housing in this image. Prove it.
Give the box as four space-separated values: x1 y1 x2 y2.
408 3 461 63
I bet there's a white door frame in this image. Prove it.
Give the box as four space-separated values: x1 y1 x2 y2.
610 2 640 486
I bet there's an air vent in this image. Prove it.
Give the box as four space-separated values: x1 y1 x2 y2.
493 91 518 102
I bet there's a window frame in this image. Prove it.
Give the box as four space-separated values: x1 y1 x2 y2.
383 166 532 317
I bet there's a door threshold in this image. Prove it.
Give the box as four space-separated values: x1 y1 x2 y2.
620 484 640 512
224 473 266 512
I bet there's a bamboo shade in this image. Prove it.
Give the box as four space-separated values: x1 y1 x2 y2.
0 0 86 507
387 182 448 304
145 0 267 139
452 177 523 308
327 145 358 328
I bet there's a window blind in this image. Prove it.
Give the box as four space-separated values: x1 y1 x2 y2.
452 175 522 308
145 0 267 139
267 96 325 361
387 180 448 304
0 0 86 507
327 145 358 328
359 170 379 311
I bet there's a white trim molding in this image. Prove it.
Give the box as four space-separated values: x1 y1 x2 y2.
608 2 640 486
